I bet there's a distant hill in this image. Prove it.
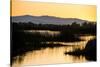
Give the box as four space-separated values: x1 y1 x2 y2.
11 15 89 25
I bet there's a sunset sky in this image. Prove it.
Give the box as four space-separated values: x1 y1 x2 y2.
11 0 96 21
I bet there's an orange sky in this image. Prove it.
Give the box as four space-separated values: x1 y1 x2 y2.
11 0 96 21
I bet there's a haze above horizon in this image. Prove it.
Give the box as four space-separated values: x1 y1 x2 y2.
11 0 96 21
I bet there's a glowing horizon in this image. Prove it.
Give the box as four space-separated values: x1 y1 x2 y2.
11 0 96 21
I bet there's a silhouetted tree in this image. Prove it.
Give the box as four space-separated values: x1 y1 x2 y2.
71 22 80 27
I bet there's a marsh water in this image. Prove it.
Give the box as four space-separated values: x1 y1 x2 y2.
12 30 95 67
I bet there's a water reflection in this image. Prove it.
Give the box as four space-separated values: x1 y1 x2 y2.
12 35 95 67
12 47 87 67
24 30 60 36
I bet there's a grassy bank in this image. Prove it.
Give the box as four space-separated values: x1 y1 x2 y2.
65 38 96 61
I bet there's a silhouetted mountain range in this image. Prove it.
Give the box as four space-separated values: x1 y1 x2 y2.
11 15 90 25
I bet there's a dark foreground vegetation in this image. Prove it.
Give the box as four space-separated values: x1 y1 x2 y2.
65 38 96 61
11 21 96 64
12 21 96 34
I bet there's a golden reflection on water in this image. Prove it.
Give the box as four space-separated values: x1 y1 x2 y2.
12 35 95 67
12 47 87 67
24 30 60 36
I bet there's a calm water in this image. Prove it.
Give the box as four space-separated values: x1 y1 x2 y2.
12 30 95 67
24 30 60 36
